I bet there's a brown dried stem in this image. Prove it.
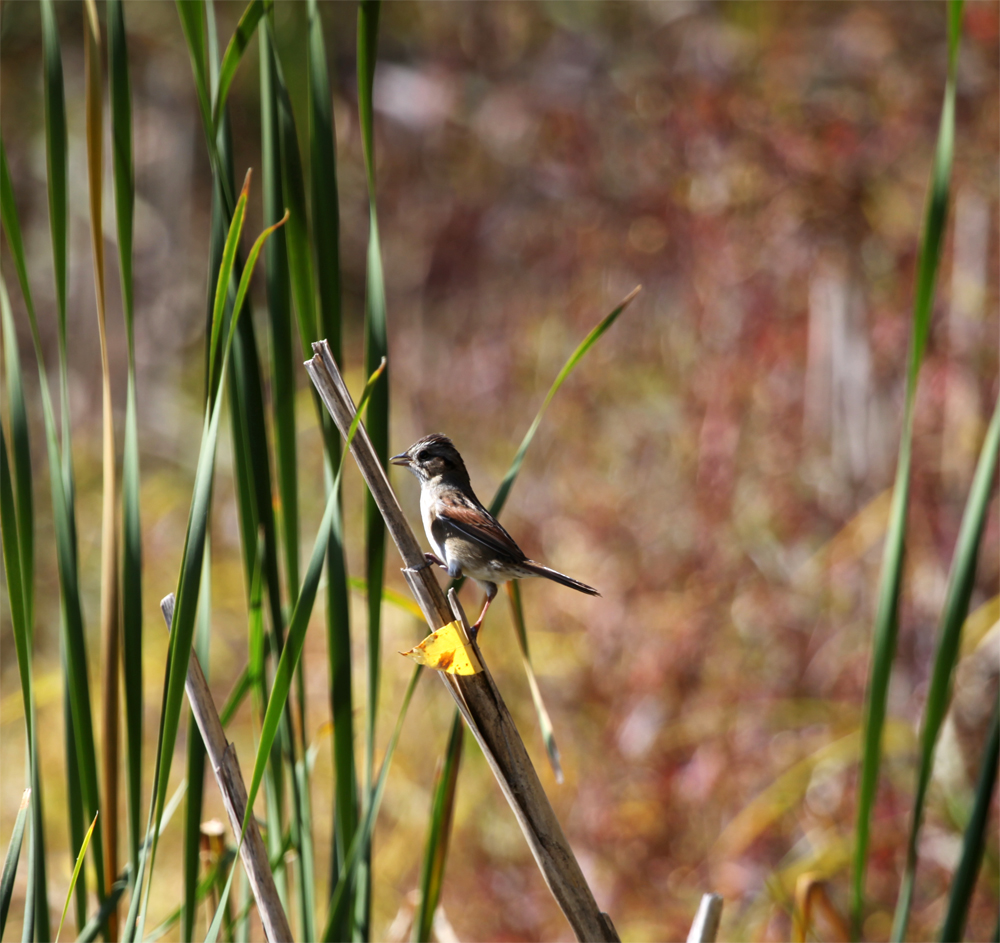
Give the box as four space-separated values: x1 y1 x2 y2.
160 595 292 943
305 339 619 943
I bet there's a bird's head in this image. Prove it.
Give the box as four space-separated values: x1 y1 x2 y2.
390 433 469 484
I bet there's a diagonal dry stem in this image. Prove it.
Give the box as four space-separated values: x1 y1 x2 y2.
304 339 619 943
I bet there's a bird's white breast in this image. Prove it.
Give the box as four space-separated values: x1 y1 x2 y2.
420 486 447 561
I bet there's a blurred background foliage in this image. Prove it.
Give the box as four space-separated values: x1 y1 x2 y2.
1 2 997 941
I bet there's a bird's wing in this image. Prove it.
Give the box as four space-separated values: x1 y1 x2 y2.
435 492 527 562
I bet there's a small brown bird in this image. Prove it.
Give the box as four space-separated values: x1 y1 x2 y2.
390 433 599 635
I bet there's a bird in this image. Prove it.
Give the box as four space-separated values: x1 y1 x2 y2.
390 433 599 635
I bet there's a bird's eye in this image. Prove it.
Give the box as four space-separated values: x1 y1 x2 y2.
413 450 426 463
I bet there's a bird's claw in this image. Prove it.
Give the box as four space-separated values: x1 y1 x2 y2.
424 552 447 570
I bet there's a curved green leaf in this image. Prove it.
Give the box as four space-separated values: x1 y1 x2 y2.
212 0 269 138
852 3 964 932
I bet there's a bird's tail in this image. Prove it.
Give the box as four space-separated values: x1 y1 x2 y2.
522 562 600 596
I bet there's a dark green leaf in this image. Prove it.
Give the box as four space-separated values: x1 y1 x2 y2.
356 4 388 934
108 0 146 880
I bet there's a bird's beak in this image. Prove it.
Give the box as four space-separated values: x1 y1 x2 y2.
389 451 411 467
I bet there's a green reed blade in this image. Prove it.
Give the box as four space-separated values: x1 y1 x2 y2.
0 308 33 754
183 545 213 942
176 0 219 175
108 0 146 881
269 24 318 359
305 2 351 851
272 9 356 931
262 37 313 929
40 0 75 547
54 811 98 943
305 26 355 887
198 0 285 673
0 154 36 348
260 18 300 605
249 529 266 698
357 5 387 932
3 166 59 942
893 395 1000 940
939 702 999 943
307 0 342 359
213 0 268 137
208 174 250 404
39 0 67 355
209 0 287 673
0 790 31 938
1 280 33 634
108 0 135 344
40 3 107 914
0 278 48 943
40 3 94 911
198 1 291 896
325 484 357 943
265 19 327 933
852 4 963 934
7 21 108 911
413 712 463 943
62 676 87 934
0 429 34 938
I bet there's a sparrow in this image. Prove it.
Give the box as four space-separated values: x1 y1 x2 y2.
390 433 599 635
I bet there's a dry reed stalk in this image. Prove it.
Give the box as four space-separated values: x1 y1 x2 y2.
305 339 619 943
160 595 292 943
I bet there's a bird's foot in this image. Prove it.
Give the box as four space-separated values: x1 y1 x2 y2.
424 552 448 570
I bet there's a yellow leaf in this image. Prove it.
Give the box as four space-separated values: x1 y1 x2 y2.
400 621 482 676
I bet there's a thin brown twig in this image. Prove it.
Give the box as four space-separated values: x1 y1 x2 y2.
160 594 292 943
